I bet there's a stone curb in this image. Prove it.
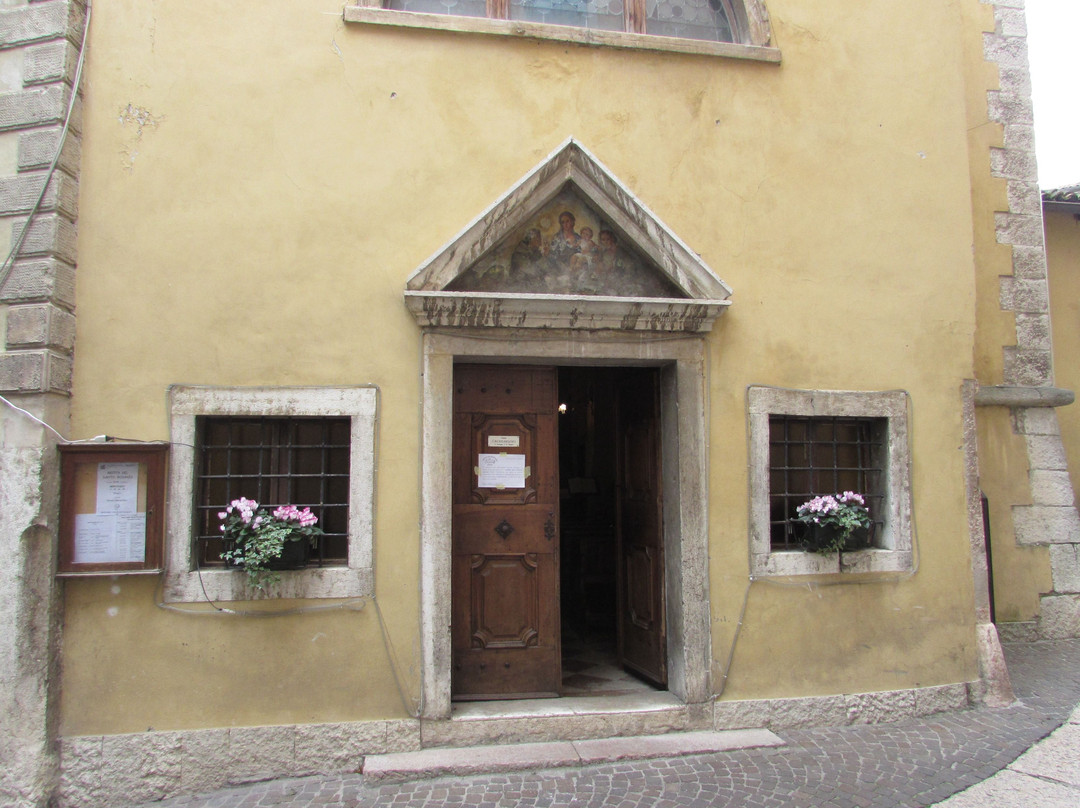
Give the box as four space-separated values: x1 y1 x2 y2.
362 729 784 784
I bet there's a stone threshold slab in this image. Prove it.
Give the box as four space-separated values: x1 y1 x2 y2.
363 729 784 783
449 691 684 719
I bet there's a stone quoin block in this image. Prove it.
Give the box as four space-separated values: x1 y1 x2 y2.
1049 545 1080 594
23 40 80 87
1022 433 1070 469
986 91 1033 125
994 6 1027 37
9 212 78 265
0 170 78 219
0 1 82 49
999 276 1049 313
1014 313 1051 351
982 33 1028 71
0 349 71 394
1003 123 1036 152
990 147 1037 182
19 127 81 174
1037 594 1080 640
996 64 1033 97
0 258 76 307
1029 470 1077 507
5 303 76 352
0 85 68 132
1010 244 1048 280
1015 406 1063 437
1002 347 1052 387
1012 505 1080 546
995 212 1046 249
1006 180 1042 216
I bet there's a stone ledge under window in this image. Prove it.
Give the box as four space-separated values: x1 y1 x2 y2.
754 548 914 577
342 6 782 63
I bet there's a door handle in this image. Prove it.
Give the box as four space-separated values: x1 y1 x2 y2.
545 512 556 542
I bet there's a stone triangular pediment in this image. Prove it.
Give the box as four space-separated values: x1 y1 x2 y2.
404 139 732 332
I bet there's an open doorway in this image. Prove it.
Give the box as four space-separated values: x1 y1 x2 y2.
558 366 667 697
424 335 712 717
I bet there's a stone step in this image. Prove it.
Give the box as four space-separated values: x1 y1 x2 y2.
421 692 711 748
363 728 785 784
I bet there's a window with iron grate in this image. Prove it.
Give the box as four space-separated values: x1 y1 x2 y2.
767 415 886 551
195 417 351 568
747 387 913 576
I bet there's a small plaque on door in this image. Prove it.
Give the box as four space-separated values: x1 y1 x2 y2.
488 435 520 448
477 453 526 489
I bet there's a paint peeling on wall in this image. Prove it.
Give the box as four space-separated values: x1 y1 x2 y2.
117 103 164 172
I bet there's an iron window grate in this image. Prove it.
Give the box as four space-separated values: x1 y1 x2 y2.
768 415 885 550
194 416 351 566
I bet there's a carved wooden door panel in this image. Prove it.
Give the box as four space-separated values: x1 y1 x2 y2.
452 365 560 700
616 368 667 686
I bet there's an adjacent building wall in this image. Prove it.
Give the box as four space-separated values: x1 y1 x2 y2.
1046 207 1080 620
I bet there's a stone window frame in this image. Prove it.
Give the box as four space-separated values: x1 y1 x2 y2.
343 0 780 63
163 386 377 603
748 386 913 576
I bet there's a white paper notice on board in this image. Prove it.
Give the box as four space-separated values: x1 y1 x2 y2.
478 453 526 489
73 512 146 563
96 462 139 514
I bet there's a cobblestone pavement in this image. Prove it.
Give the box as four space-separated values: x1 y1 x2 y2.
130 639 1080 808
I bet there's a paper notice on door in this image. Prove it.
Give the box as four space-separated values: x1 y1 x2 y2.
73 512 146 563
477 453 526 489
96 462 139 514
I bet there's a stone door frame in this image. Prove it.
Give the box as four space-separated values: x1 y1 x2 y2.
419 329 713 719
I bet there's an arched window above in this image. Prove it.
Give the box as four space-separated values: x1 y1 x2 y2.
344 0 777 58
387 0 738 43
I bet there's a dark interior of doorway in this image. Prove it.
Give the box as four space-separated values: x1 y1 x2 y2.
557 366 664 697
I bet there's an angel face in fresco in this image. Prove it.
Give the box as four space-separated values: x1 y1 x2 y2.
570 226 598 273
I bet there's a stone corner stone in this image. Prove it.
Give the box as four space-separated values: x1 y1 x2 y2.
1013 505 1080 545
914 683 971 717
1038 594 1080 640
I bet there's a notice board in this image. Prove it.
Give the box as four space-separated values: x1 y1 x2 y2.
58 444 168 575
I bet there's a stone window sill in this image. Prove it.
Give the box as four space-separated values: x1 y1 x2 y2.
753 548 915 577
342 6 782 63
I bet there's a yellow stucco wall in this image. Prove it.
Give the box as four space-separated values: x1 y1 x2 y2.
63 0 990 734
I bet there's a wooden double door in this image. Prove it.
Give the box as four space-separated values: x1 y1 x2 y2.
451 364 666 701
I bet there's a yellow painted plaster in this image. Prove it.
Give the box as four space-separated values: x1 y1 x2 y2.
64 0 991 732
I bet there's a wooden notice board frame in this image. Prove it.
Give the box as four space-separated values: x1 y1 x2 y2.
58 443 168 575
